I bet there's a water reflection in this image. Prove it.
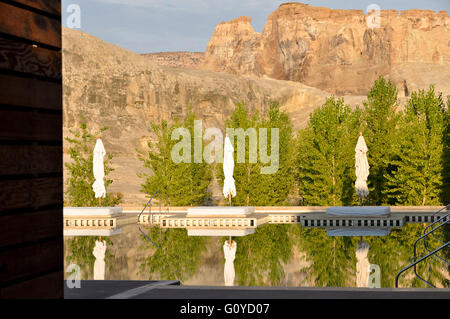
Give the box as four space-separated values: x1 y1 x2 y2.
65 236 115 280
63 223 449 288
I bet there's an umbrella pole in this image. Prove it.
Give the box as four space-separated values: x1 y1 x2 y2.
99 197 102 207
228 193 231 207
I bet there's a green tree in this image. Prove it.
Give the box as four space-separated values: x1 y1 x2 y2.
138 110 212 206
296 97 362 206
137 110 211 281
64 123 120 279
218 102 296 206
363 76 400 205
294 97 368 287
381 87 448 288
64 122 122 207
216 102 297 285
385 86 447 206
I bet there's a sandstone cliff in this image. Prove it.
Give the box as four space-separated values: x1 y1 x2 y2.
200 3 450 96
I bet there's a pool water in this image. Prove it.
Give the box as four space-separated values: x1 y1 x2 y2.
63 223 449 288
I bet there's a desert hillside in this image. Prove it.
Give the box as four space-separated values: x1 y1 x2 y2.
141 52 204 69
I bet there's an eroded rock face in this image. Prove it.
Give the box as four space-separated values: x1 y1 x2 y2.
141 52 204 69
63 27 333 155
200 3 450 95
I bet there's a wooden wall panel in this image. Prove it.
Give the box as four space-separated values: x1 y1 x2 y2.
0 177 62 212
0 0 62 298
0 209 62 248
0 145 62 176
8 0 61 16
0 74 61 110
0 38 61 79
0 240 63 285
0 110 62 141
0 2 61 48
0 271 63 299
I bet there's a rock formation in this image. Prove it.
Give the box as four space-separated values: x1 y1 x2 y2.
200 3 450 95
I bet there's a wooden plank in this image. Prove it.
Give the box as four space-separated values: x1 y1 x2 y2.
0 74 61 110
9 0 61 16
0 270 63 298
0 38 61 79
0 209 62 248
0 109 62 141
0 145 62 176
0 2 61 48
0 239 62 285
0 177 62 212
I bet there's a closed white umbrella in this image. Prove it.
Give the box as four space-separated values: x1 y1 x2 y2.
93 240 106 280
355 133 369 200
356 241 370 287
223 135 236 201
223 240 237 286
222 135 237 272
92 138 106 201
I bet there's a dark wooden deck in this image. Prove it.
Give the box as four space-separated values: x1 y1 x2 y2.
64 280 450 299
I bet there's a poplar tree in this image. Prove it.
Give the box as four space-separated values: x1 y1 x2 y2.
64 122 120 279
293 97 362 287
218 102 296 206
138 110 212 206
137 111 210 281
296 97 362 206
363 76 400 205
217 102 296 285
385 86 447 206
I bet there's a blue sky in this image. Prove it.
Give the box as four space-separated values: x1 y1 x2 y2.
62 0 450 54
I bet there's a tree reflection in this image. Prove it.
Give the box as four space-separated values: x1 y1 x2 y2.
138 226 206 282
232 224 293 286
65 236 114 280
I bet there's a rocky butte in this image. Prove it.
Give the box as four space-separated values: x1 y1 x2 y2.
199 3 450 96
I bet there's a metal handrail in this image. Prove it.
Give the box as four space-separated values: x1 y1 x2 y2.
395 205 450 288
423 209 450 267
395 241 450 288
424 205 450 248
412 212 450 287
137 190 160 248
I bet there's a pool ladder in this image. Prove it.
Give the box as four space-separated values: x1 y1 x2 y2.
395 204 450 288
